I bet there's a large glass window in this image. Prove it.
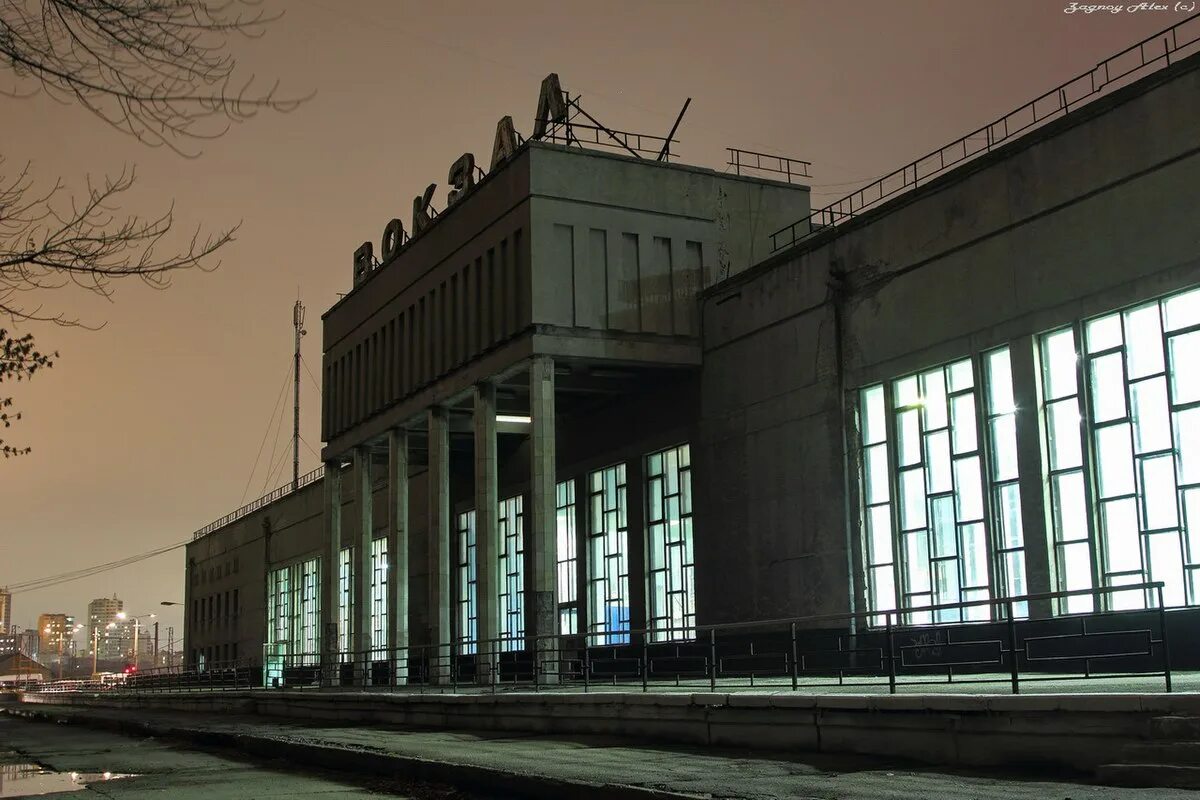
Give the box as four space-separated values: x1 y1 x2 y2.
297 558 320 663
647 444 695 642
859 351 1027 624
338 546 352 662
265 558 320 665
1041 286 1200 610
267 565 290 650
588 463 630 645
456 510 477 654
370 538 388 659
498 495 524 652
556 482 579 636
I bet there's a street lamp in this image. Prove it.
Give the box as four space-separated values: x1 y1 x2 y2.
159 602 183 668
116 612 156 672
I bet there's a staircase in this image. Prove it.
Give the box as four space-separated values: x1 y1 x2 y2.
1097 716 1200 788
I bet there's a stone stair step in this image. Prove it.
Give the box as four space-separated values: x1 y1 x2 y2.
1096 763 1200 789
1151 716 1200 740
1123 741 1200 764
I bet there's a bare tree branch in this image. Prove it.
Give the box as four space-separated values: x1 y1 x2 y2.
0 155 238 325
1 0 310 154
0 1 307 454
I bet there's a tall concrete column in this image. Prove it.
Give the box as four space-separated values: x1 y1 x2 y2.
427 407 452 682
388 428 409 684
354 447 373 685
1010 335 1055 618
474 382 499 678
529 356 558 680
626 455 648 637
320 460 342 685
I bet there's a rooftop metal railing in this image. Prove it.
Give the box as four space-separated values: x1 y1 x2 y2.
68 581 1179 697
192 466 323 541
769 14 1200 253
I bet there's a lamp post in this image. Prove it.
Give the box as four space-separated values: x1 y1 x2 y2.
160 602 183 668
91 622 117 676
116 612 156 672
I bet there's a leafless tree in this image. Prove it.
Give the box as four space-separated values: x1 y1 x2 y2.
0 0 306 454
1 329 54 456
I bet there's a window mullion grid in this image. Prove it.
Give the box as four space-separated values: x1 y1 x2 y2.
986 348 1028 618
1089 311 1151 609
881 383 907 626
1147 300 1187 607
928 365 965 624
856 386 892 625
970 350 1000 622
1175 383 1200 601
1075 320 1107 613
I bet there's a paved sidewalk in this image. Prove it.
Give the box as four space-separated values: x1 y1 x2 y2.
8 702 1200 799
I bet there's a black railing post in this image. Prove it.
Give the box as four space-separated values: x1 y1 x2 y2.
1159 584 1173 693
1007 599 1019 695
642 635 649 693
709 628 718 692
790 622 799 692
885 612 896 694
583 641 590 693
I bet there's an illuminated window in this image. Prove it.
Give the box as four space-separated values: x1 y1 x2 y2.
266 558 320 665
298 558 320 663
588 464 630 645
556 481 579 636
646 444 695 642
338 547 352 662
266 566 290 650
498 495 524 651
1041 286 1200 610
859 351 1027 624
456 510 478 655
370 538 388 659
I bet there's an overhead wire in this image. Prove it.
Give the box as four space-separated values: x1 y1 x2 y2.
298 435 321 461
258 360 294 496
6 539 190 595
299 355 322 396
239 362 293 505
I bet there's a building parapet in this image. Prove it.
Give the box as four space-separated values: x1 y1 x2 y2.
192 466 324 541
769 14 1200 253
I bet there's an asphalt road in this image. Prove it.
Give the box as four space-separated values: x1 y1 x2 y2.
7 702 1200 799
0 714 476 799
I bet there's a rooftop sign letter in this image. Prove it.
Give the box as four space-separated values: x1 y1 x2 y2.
532 73 567 139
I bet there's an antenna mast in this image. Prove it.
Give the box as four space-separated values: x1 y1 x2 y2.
293 299 307 490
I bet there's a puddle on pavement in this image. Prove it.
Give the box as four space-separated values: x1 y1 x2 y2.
0 763 138 797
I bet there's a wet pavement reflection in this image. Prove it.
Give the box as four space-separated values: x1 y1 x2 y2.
0 761 137 797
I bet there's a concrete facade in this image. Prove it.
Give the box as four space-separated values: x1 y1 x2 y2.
184 50 1200 681
698 49 1200 624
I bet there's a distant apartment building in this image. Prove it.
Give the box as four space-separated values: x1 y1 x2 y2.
16 628 38 659
87 596 124 661
0 589 10 634
37 613 77 661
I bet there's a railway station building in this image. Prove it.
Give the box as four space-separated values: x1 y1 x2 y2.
184 36 1200 683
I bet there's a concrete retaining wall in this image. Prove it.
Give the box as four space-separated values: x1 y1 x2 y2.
23 690 1200 772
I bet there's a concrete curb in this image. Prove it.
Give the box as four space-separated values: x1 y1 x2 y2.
3 706 708 800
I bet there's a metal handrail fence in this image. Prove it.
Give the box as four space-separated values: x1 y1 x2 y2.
769 15 1200 253
91 581 1176 697
193 467 323 541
